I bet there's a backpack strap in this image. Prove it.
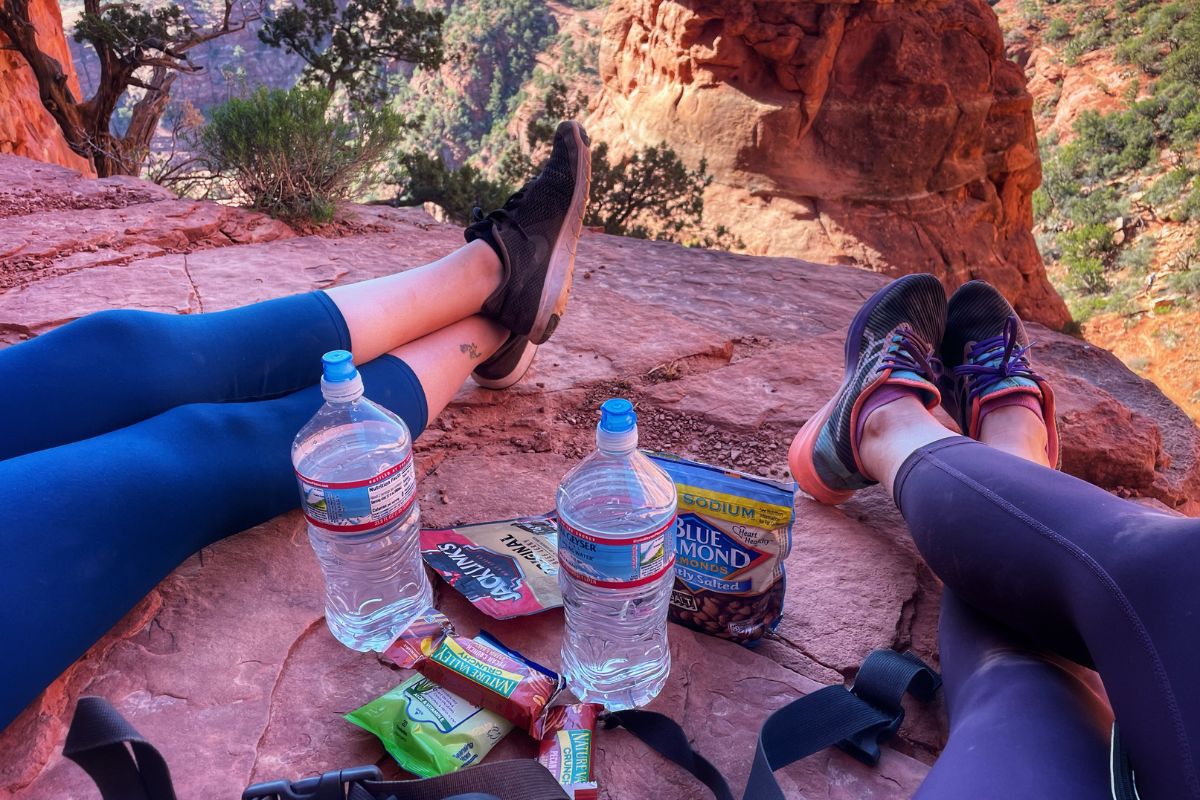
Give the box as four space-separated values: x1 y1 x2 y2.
244 761 569 800
601 710 735 800
606 649 940 800
745 649 940 800
63 696 178 800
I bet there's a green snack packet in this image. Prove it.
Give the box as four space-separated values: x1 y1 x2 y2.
346 674 514 778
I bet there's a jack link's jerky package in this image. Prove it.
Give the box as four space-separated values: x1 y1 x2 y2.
345 673 513 778
647 452 794 644
420 516 561 618
536 704 601 800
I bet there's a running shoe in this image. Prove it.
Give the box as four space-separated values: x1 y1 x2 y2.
473 335 537 390
940 280 1059 466
466 120 592 345
789 274 947 504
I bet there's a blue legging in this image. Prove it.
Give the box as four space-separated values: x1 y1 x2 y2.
901 438 1200 799
0 292 428 728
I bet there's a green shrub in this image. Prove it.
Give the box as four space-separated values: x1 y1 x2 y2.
1066 254 1111 294
1069 108 1157 178
1181 183 1200 221
1117 237 1156 275
201 86 401 222
1145 167 1195 209
1048 17 1071 40
1066 186 1125 226
1170 268 1200 297
1020 0 1046 24
1062 16 1110 63
1032 186 1053 221
1061 222 1116 294
586 142 710 240
1068 287 1133 321
392 151 513 224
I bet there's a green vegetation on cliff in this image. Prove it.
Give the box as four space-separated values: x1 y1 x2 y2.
1029 0 1200 320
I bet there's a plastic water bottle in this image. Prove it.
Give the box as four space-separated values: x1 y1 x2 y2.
556 398 677 710
291 350 432 652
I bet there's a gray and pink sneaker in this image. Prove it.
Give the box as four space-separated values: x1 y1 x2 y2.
939 280 1059 466
788 274 946 504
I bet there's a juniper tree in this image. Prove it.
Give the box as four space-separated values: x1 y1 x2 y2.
258 0 444 108
0 0 263 176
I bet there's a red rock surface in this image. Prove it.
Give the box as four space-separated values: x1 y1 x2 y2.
1 156 1197 798
587 0 1071 330
0 0 93 175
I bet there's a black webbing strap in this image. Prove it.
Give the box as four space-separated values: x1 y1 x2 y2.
63 696 178 800
606 650 940 800
602 710 735 800
350 761 568 800
244 761 569 800
745 650 940 800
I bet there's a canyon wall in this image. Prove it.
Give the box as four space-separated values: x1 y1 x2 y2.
588 0 1071 328
0 0 94 176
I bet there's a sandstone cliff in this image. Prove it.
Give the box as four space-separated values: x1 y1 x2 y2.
0 0 93 176
587 0 1071 330
1 154 1197 798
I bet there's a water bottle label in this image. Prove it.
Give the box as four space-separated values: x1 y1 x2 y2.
295 453 416 532
557 516 676 588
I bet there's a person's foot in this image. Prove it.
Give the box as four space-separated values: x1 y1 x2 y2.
789 274 947 504
939 280 1059 466
472 335 537 390
466 120 592 345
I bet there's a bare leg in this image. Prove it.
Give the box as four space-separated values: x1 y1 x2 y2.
324 240 504 363
978 406 1050 467
859 397 1050 497
857 395 958 496
388 315 508 417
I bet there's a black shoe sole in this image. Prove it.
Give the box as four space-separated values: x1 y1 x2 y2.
528 121 592 345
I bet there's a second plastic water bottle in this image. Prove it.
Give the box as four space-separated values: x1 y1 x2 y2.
292 350 432 652
556 398 677 710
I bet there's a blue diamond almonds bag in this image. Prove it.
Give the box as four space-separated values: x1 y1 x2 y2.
647 452 794 644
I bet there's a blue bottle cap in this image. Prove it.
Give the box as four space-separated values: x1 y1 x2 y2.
599 397 636 433
321 350 357 382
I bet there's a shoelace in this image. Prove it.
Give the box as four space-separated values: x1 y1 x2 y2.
878 326 939 379
953 315 1044 402
470 193 531 241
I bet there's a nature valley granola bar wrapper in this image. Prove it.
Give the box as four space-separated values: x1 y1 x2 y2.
647 452 794 644
345 673 512 778
420 516 562 618
413 631 564 736
536 703 601 800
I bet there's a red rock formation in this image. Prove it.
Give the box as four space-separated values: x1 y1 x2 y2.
588 0 1072 329
0 0 94 175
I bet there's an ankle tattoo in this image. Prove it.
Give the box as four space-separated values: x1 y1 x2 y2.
460 342 482 360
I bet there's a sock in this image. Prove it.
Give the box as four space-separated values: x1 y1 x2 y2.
854 383 926 453
977 391 1044 428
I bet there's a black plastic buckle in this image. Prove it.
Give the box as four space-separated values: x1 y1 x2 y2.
837 708 905 766
242 765 383 800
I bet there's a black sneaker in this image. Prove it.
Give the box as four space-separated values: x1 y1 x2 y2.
473 335 538 390
940 280 1059 466
466 120 591 345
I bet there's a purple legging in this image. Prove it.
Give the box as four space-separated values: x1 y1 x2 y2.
917 591 1112 798
898 437 1200 799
